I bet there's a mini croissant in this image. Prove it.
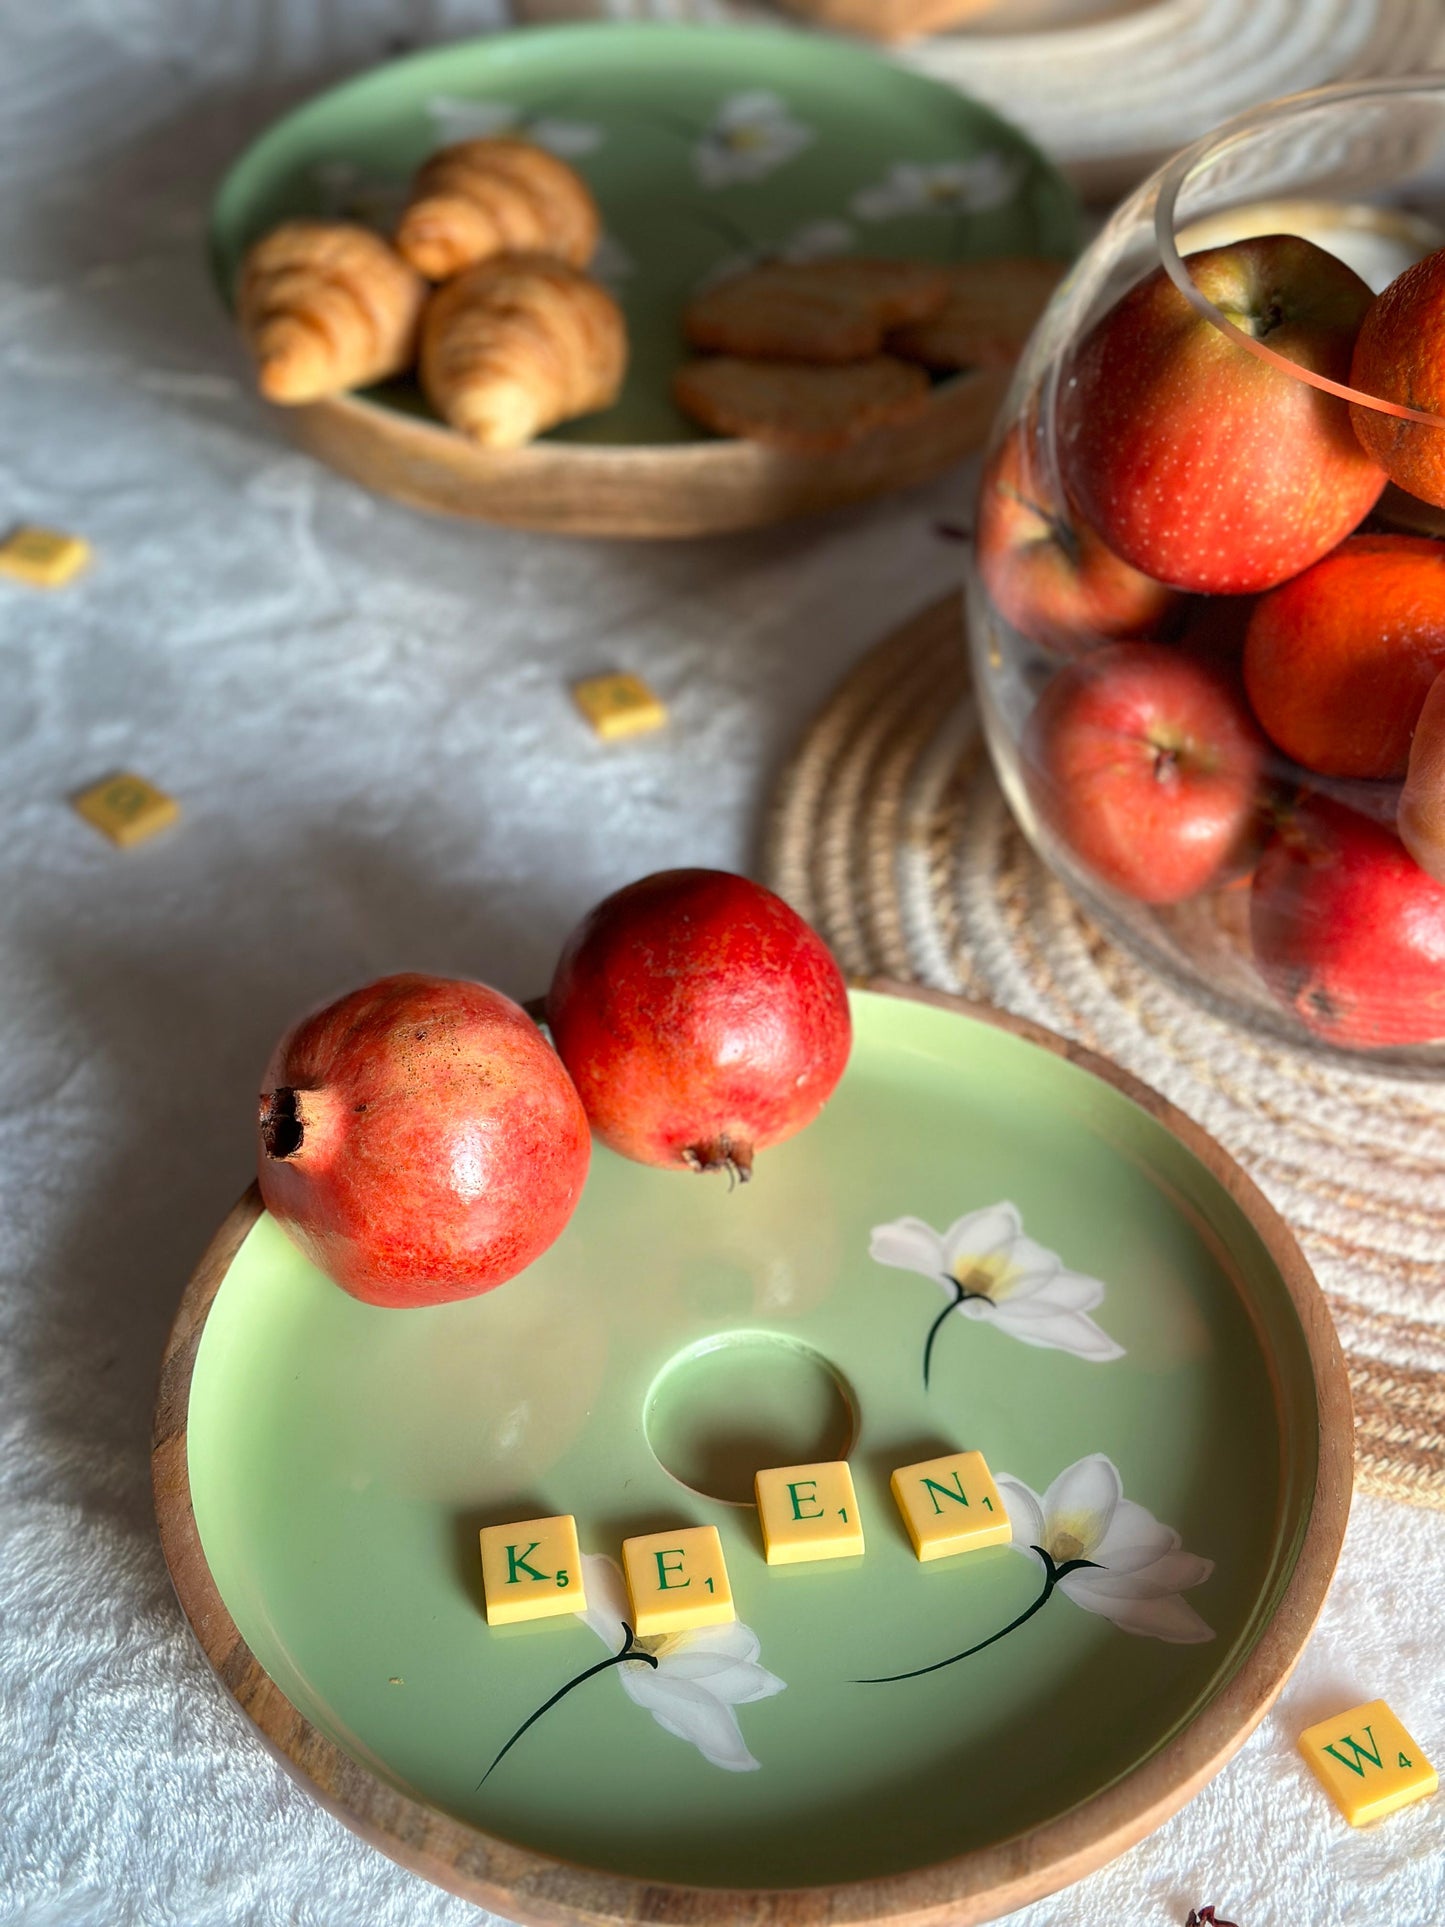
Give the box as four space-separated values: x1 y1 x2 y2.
420 255 627 449
237 220 426 404
396 138 600 281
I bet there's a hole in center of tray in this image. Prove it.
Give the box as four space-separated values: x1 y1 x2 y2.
643 1331 858 1506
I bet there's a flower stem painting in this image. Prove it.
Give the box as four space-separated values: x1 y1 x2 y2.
869 1201 1124 1388
479 1620 658 1787
858 1455 1214 1684
481 1554 785 1785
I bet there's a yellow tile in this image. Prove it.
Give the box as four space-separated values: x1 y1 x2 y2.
890 1450 1011 1562
72 772 180 848
1298 1699 1437 1826
755 1461 864 1566
572 672 667 741
622 1525 734 1636
0 525 91 587
479 1514 586 1626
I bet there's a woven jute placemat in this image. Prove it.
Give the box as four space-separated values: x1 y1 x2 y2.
763 594 1445 1509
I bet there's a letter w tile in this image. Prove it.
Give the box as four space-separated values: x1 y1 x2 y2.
1323 1726 1383 1777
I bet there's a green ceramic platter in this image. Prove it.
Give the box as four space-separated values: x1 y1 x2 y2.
172 988 1348 1908
209 24 1080 445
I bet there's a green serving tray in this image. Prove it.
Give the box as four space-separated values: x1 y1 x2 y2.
156 986 1350 1921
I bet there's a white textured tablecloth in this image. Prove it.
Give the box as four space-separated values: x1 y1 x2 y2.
1 8 1441 1925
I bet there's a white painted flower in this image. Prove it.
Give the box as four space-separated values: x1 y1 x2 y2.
870 1201 1124 1377
694 91 814 189
698 218 855 291
996 1454 1215 1643
579 1554 785 1771
426 95 603 159
852 155 1021 222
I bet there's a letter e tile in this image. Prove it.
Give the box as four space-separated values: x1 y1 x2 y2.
1298 1699 1437 1825
479 1514 586 1626
754 1461 864 1566
621 1525 734 1636
890 1450 1011 1561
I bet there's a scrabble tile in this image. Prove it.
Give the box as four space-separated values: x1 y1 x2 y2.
754 1460 864 1566
572 672 667 740
71 772 179 848
622 1525 734 1636
890 1449 1011 1562
1298 1699 1437 1825
479 1514 586 1626
0 525 91 587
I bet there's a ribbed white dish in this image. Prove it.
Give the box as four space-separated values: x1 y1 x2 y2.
899 0 1445 193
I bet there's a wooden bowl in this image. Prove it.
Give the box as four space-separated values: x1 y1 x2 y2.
283 369 1011 539
212 24 1079 539
154 983 1351 1924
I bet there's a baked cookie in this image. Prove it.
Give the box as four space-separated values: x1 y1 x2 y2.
684 258 950 363
396 138 600 281
422 254 626 448
887 256 1065 371
803 257 954 328
237 220 427 403
672 354 931 453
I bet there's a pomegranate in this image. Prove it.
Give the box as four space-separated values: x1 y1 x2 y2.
257 972 591 1307
546 870 852 1179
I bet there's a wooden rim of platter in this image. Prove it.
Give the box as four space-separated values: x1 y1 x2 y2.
281 370 1009 541
152 980 1353 1925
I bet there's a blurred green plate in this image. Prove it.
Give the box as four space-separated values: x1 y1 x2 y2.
157 987 1349 1921
209 23 1080 447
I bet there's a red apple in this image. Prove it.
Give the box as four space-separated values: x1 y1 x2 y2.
1024 642 1265 903
258 973 591 1307
1350 247 1445 508
1251 796 1445 1047
1398 666 1445 885
546 870 851 1180
1059 235 1385 594
1243 533 1445 779
975 422 1180 654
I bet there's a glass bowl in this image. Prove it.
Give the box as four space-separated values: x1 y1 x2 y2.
968 77 1445 1071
